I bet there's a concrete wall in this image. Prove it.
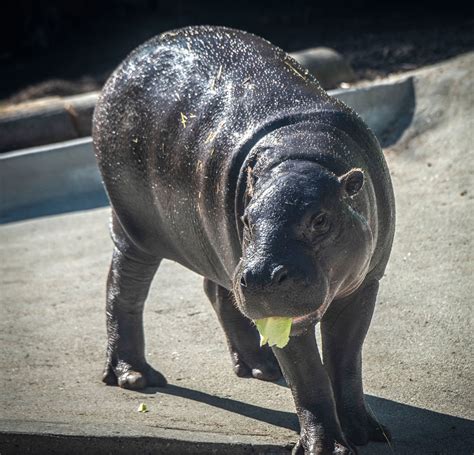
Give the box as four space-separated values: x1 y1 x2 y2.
0 77 415 223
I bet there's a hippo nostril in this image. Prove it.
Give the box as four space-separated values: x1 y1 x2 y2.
271 265 288 285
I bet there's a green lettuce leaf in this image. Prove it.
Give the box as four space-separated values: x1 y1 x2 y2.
255 317 292 349
137 402 148 413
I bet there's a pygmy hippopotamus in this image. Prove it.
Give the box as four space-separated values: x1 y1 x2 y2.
93 26 395 455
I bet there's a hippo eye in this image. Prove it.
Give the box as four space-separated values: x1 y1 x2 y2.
309 213 329 234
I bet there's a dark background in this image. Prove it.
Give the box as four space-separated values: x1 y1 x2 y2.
1 0 473 102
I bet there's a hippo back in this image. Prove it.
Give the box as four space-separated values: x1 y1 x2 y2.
93 26 394 288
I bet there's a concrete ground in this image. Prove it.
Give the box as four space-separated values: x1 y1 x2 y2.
0 53 473 454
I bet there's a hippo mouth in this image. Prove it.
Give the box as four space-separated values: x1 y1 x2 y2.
289 294 333 336
290 308 324 335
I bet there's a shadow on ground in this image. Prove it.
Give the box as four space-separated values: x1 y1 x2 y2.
362 396 474 454
0 191 109 224
143 382 299 432
136 383 474 454
2 389 471 454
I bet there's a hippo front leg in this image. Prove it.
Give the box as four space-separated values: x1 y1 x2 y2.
321 280 391 446
102 236 167 390
203 278 281 381
272 331 355 455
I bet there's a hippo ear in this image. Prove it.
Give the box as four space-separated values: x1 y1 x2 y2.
339 168 364 197
245 165 257 200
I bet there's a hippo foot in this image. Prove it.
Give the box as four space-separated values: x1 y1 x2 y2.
342 411 391 446
292 436 356 455
230 344 282 382
102 361 167 390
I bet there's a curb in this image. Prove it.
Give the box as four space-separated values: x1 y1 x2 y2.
0 430 290 455
332 76 414 146
0 92 99 153
0 137 105 223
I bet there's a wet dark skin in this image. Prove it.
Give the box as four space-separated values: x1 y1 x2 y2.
93 26 395 454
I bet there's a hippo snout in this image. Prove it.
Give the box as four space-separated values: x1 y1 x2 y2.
240 264 290 289
233 259 328 321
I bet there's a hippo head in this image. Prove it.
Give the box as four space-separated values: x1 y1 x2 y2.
233 155 374 334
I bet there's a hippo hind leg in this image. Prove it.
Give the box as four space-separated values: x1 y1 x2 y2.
102 218 167 390
321 279 391 446
203 278 281 381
